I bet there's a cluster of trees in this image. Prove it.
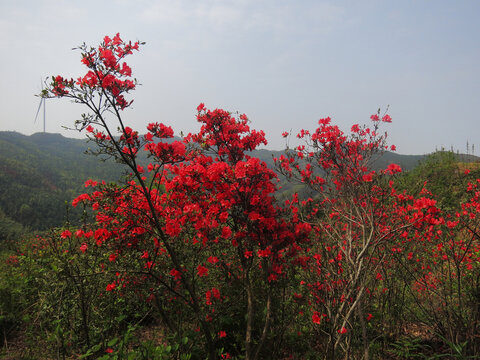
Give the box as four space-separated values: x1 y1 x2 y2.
1 34 480 360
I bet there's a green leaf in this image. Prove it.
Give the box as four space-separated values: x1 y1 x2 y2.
108 337 119 347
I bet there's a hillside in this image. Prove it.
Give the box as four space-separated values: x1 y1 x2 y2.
0 131 124 236
0 131 478 238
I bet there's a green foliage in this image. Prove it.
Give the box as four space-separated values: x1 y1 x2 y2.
0 228 156 358
397 150 480 210
0 208 24 248
388 337 430 359
0 251 25 348
84 327 192 360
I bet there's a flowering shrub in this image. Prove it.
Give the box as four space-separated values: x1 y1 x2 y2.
45 33 312 360
14 33 476 359
275 112 442 358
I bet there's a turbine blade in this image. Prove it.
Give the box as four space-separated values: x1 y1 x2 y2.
34 98 43 124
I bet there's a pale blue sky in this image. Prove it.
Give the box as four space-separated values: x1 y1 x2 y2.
1 0 479 154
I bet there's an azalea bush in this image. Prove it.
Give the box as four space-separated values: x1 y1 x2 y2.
274 113 444 359
2 33 478 359
389 177 480 355
43 33 312 360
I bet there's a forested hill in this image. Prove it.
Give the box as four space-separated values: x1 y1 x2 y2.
0 131 124 236
0 131 478 239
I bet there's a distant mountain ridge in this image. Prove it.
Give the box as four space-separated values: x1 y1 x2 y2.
251 148 427 173
0 131 478 236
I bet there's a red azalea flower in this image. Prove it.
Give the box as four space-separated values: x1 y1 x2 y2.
106 283 116 291
197 265 209 277
80 243 88 253
61 230 72 239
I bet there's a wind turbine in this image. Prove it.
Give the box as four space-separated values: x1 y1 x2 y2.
34 79 47 133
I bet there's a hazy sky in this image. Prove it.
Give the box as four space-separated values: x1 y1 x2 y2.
1 0 479 154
